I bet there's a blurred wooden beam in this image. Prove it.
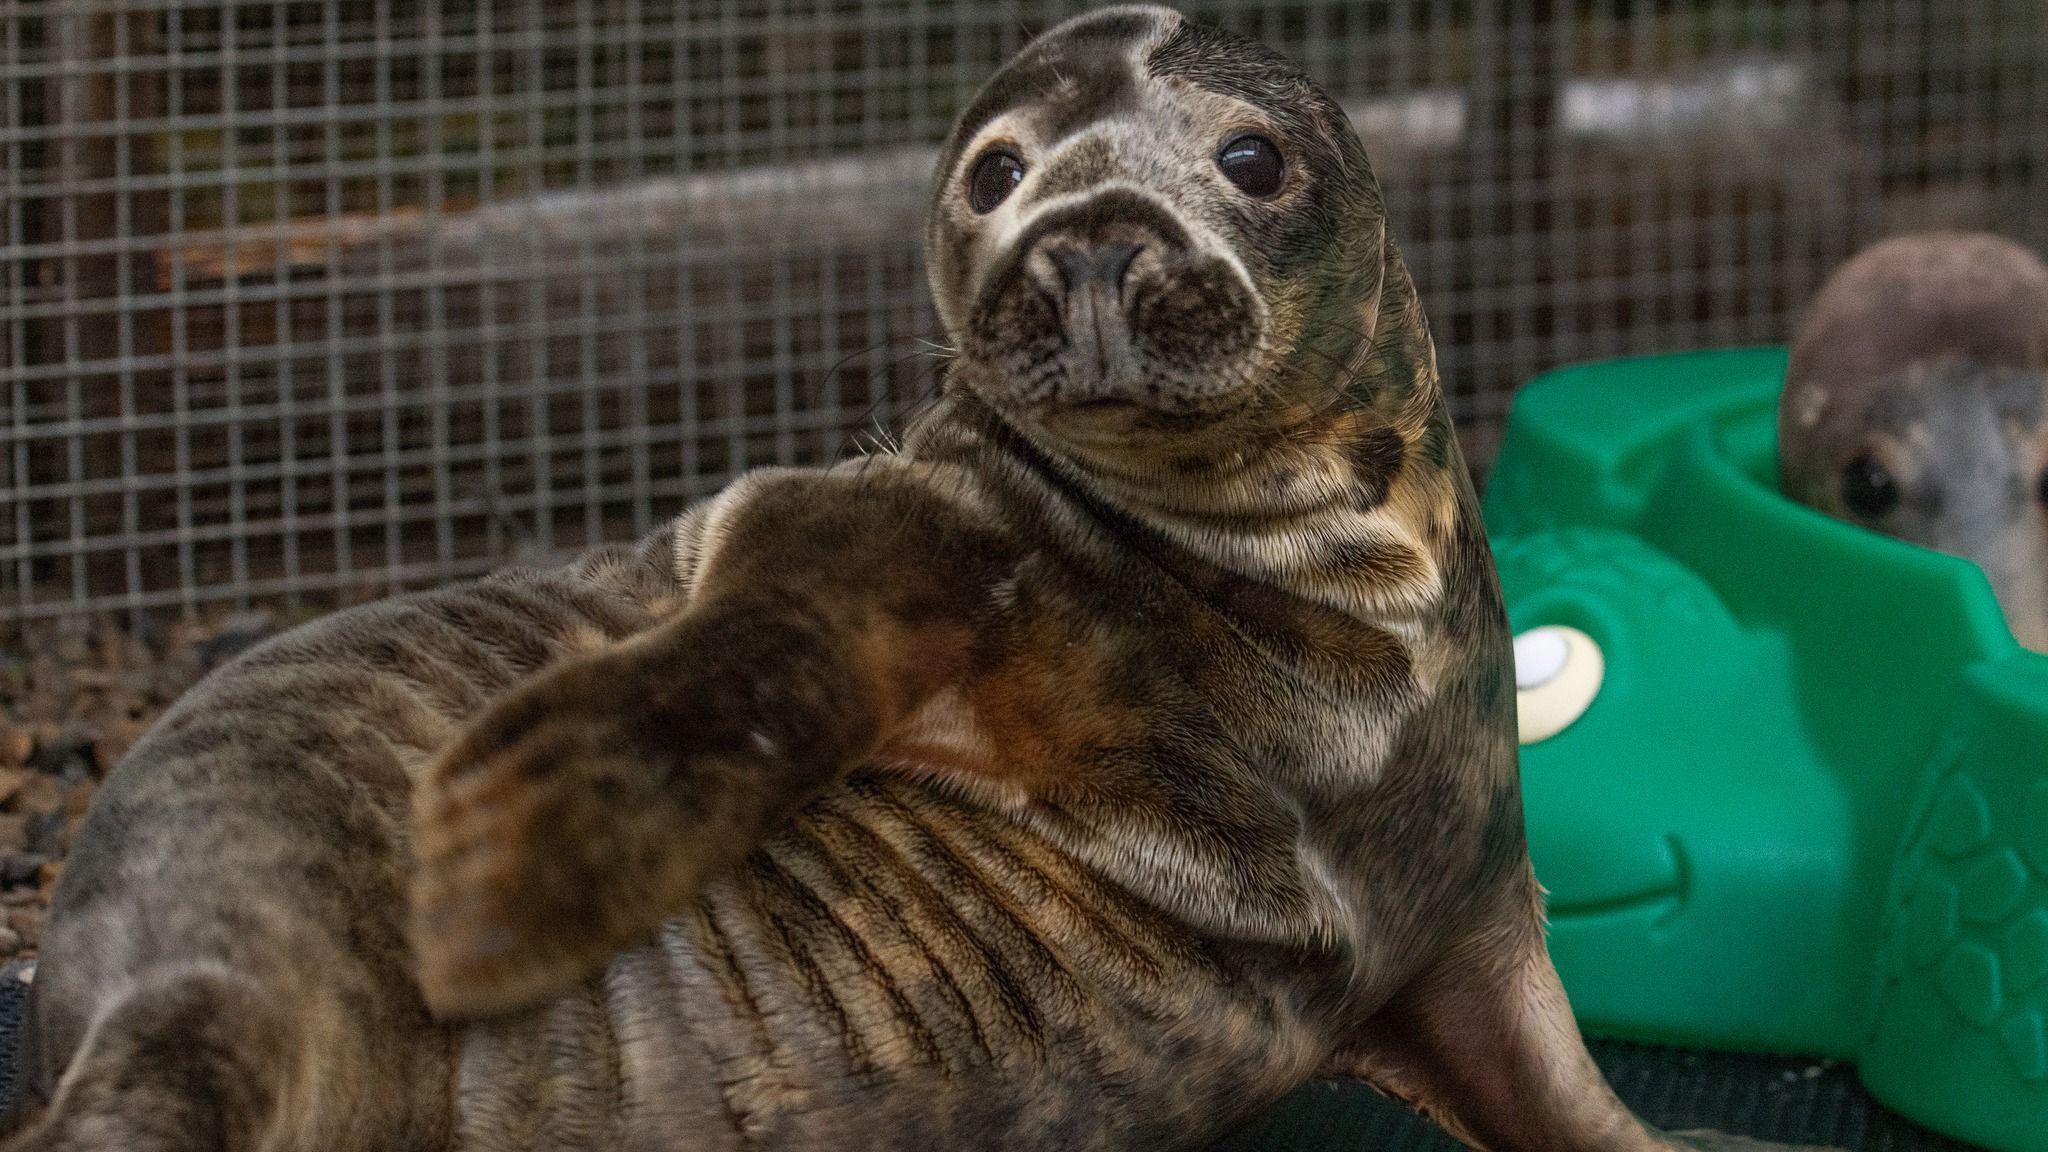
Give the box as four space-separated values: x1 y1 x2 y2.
160 92 1476 285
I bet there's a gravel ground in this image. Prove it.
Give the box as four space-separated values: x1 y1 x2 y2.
0 609 289 964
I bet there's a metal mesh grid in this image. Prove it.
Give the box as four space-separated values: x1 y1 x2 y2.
4 1 2045 626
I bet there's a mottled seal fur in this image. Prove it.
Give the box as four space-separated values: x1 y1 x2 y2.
1781 231 2048 652
10 9 1831 1151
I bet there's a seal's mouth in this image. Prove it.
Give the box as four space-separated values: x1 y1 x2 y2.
1065 396 1143 413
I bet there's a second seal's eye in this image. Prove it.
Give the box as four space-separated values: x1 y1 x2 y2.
1842 452 1901 518
968 150 1026 214
1218 134 1284 197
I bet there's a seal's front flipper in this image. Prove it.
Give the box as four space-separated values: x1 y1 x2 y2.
1333 894 1845 1152
407 597 888 1019
408 465 1006 1020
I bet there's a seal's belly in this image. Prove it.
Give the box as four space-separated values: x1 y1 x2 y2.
448 779 1316 1151
52 529 1323 1150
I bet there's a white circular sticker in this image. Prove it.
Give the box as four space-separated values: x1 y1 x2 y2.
1513 625 1604 745
1513 627 1571 690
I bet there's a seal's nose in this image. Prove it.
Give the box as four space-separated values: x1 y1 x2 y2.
1045 242 1142 295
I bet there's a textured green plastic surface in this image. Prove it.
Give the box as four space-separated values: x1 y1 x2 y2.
1485 348 2048 1152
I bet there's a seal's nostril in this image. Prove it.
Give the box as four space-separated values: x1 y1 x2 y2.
1098 242 1142 289
1046 243 1143 293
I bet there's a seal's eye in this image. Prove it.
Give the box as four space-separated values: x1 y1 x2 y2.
968 150 1025 214
2037 466 2048 508
1842 453 1901 518
1218 134 1285 197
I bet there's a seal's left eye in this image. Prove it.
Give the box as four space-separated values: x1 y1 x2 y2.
1218 134 1285 197
968 150 1026 214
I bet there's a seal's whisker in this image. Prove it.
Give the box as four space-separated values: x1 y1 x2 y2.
803 330 956 418
826 347 955 462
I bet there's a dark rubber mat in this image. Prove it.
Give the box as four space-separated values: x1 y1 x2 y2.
0 964 26 1113
0 964 1982 1150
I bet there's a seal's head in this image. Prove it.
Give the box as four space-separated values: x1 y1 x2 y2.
1780 231 2048 652
926 6 1438 491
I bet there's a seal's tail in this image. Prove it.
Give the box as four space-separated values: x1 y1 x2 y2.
0 966 293 1152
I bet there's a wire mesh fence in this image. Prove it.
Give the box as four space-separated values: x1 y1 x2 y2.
3 0 2044 627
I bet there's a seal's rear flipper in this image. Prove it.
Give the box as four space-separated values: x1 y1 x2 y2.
1 966 291 1152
